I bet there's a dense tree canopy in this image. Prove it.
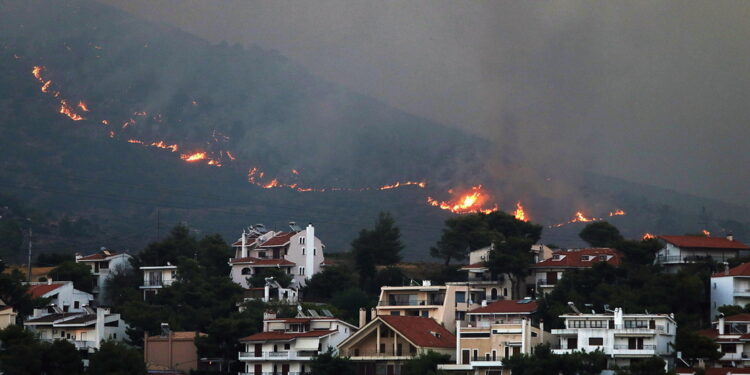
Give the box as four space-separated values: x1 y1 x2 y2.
49 261 97 293
310 348 355 375
87 341 147 375
352 212 404 287
579 221 624 247
304 265 357 301
400 350 451 375
503 344 607 375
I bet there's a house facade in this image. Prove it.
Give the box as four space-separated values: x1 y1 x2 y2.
712 263 750 320
27 281 94 313
238 311 356 375
144 330 206 374
140 264 178 300
338 315 455 375
376 281 483 333
24 307 128 356
76 249 133 303
229 223 325 289
530 248 621 296
697 314 750 367
655 235 749 273
439 299 550 375
551 307 677 369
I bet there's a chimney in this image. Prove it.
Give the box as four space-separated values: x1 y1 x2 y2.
47 278 52 285
422 280 432 287
719 315 725 335
263 310 277 320
724 262 730 276
614 307 624 329
241 230 247 258
305 224 315 280
371 307 377 320
359 308 367 328
727 233 735 242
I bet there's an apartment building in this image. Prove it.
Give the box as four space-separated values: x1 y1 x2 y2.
530 248 621 295
76 249 133 303
712 263 750 319
439 299 550 375
655 235 749 273
338 315 455 375
238 310 356 375
459 247 513 301
24 307 128 355
229 223 325 289
551 307 677 369
697 313 750 367
140 264 178 300
376 281 482 333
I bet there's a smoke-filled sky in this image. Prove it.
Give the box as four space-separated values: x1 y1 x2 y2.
99 0 750 205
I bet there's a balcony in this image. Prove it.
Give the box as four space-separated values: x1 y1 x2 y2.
377 298 443 307
238 351 317 361
734 289 750 297
140 279 173 288
612 344 657 356
344 350 415 359
536 279 557 288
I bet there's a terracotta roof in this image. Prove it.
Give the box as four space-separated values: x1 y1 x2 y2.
56 315 96 326
25 313 79 324
660 235 750 250
379 316 455 348
460 263 488 271
27 283 66 298
232 239 257 247
468 300 538 314
240 330 335 342
713 263 750 278
726 313 750 322
259 232 295 247
320 259 335 266
696 328 719 339
531 248 621 269
705 369 750 375
230 257 295 266
77 251 118 261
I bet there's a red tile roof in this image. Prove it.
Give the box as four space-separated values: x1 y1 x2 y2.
660 235 750 250
531 248 621 269
468 300 538 314
230 257 295 266
696 328 719 339
259 232 296 247
27 283 65 298
713 263 750 278
232 239 257 247
379 316 455 348
704 369 750 375
240 330 335 342
77 251 118 261
726 313 750 322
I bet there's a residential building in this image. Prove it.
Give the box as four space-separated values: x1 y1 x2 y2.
76 249 133 303
677 368 750 375
238 310 356 375
144 328 206 374
0 306 17 329
696 313 750 367
551 307 677 370
27 280 93 313
242 278 299 305
229 223 325 289
140 264 178 300
439 299 550 375
530 248 621 296
338 315 455 375
712 263 750 319
376 280 482 333
24 307 128 359
655 235 749 273
458 247 514 301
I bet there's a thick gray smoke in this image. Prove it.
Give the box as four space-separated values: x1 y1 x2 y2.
98 0 750 206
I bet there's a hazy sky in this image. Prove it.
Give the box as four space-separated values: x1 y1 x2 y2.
98 0 750 205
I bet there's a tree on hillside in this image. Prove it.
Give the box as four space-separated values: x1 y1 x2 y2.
330 287 374 324
674 330 722 365
49 261 97 293
401 350 451 375
487 237 534 299
503 343 607 375
613 238 661 266
41 339 84 375
248 267 292 288
138 224 198 267
195 300 265 373
352 212 404 287
87 341 146 375
579 221 623 247
430 213 491 265
0 325 43 375
197 233 233 277
304 266 357 301
310 348 355 374
614 356 667 375
0 262 44 316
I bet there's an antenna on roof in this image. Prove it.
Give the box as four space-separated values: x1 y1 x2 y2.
567 302 582 314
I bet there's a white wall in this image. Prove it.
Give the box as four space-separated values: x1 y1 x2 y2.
712 276 736 320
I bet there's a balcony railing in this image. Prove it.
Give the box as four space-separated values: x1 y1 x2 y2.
613 344 656 350
238 373 311 375
378 299 443 307
536 279 557 287
239 351 318 360
344 350 415 358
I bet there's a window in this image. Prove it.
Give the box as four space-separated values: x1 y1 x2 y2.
570 320 587 328
421 310 429 318
588 337 603 346
314 248 316 255
624 320 648 328
589 320 606 328
503 288 508 297
455 291 466 303
74 301 79 309
300 237 305 244
721 343 737 353
390 311 401 316
456 311 465 321
258 251 267 258
299 267 305 275
473 350 478 361
241 268 252 275
284 343 290 350
379 343 385 353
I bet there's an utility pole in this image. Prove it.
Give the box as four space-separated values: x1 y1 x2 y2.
27 227 32 282
156 208 160 241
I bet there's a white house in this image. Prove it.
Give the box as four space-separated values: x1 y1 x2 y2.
655 235 749 273
76 249 133 303
229 223 325 289
139 264 178 300
27 281 93 313
712 263 750 320
697 313 750 367
530 248 621 296
551 307 677 370
238 310 356 375
25 307 128 359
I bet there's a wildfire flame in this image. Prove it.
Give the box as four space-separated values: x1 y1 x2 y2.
41 80 52 93
379 181 427 190
642 233 656 240
101 120 109 125
77 101 89 112
127 139 144 144
291 169 300 175
609 209 626 216
427 186 497 215
181 152 207 162
513 202 528 222
702 229 711 237
226 151 236 161
58 100 84 121
151 141 179 152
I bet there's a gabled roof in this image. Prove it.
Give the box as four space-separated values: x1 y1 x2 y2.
77 250 120 261
660 235 750 250
531 248 621 269
55 315 96 327
468 299 538 315
726 313 750 322
240 330 335 342
379 315 455 348
713 263 750 278
229 257 295 266
25 313 79 324
232 239 257 247
259 232 296 248
27 283 66 299
696 328 719 339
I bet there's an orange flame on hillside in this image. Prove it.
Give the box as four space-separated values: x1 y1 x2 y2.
77 101 89 112
101 120 109 125
609 209 626 216
41 80 52 93
513 202 528 222
127 139 144 144
59 100 84 121
427 186 497 214
32 66 43 80
181 152 207 162
291 169 300 175
379 181 427 190
642 233 656 240
226 151 236 161
151 141 179 152
702 229 711 237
